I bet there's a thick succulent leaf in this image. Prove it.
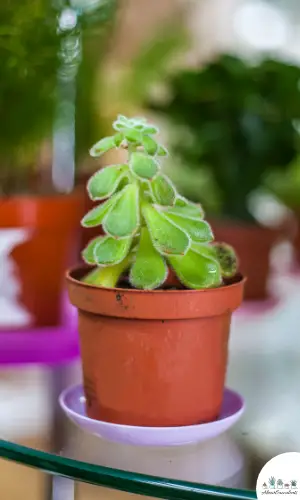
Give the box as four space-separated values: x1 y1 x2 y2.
87 165 127 201
89 136 116 157
117 114 128 124
164 212 213 242
130 227 167 289
113 120 126 131
129 152 159 180
191 242 217 259
142 125 159 135
169 249 222 289
81 195 118 228
213 243 238 278
142 135 158 155
123 128 142 143
82 237 102 265
150 174 176 206
168 196 205 219
94 236 132 266
142 203 190 256
114 133 124 147
103 184 139 237
157 144 169 157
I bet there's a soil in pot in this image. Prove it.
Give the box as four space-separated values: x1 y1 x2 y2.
0 191 84 329
211 220 278 301
67 267 245 427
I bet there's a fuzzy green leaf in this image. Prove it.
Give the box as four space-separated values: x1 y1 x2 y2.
123 129 142 143
169 249 222 289
168 196 205 219
103 184 139 237
113 120 126 131
157 144 169 157
94 236 132 266
87 165 127 201
114 133 124 147
89 136 116 157
81 195 118 228
129 152 159 180
212 243 238 278
117 115 128 124
150 174 176 206
142 203 190 256
130 227 167 289
191 242 217 259
164 212 213 242
142 125 159 135
82 237 102 265
142 135 158 155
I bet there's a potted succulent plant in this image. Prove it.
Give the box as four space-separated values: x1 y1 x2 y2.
148 54 300 300
67 115 245 427
0 0 117 328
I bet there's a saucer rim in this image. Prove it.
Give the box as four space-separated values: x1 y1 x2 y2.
59 384 245 432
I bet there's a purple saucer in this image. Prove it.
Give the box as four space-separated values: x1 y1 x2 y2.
59 385 245 447
0 296 79 366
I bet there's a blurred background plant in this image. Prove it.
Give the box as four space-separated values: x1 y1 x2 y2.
0 0 118 195
147 54 300 223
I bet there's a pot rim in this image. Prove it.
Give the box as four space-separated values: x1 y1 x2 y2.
66 265 246 295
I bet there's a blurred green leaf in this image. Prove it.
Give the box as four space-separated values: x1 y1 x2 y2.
89 136 116 157
142 135 158 155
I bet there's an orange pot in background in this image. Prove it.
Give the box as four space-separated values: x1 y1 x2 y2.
67 267 245 427
211 221 278 301
0 191 84 328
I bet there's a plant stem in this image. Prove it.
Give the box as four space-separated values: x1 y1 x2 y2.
82 256 131 288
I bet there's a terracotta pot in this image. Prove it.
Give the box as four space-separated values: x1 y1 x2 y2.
0 191 84 329
67 267 245 427
211 220 278 301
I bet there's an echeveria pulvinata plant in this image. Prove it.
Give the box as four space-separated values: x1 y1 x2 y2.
81 115 238 290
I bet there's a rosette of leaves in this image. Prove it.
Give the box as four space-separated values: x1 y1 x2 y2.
81 115 238 290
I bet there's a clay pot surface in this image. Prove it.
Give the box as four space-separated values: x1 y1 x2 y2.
67 267 245 427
